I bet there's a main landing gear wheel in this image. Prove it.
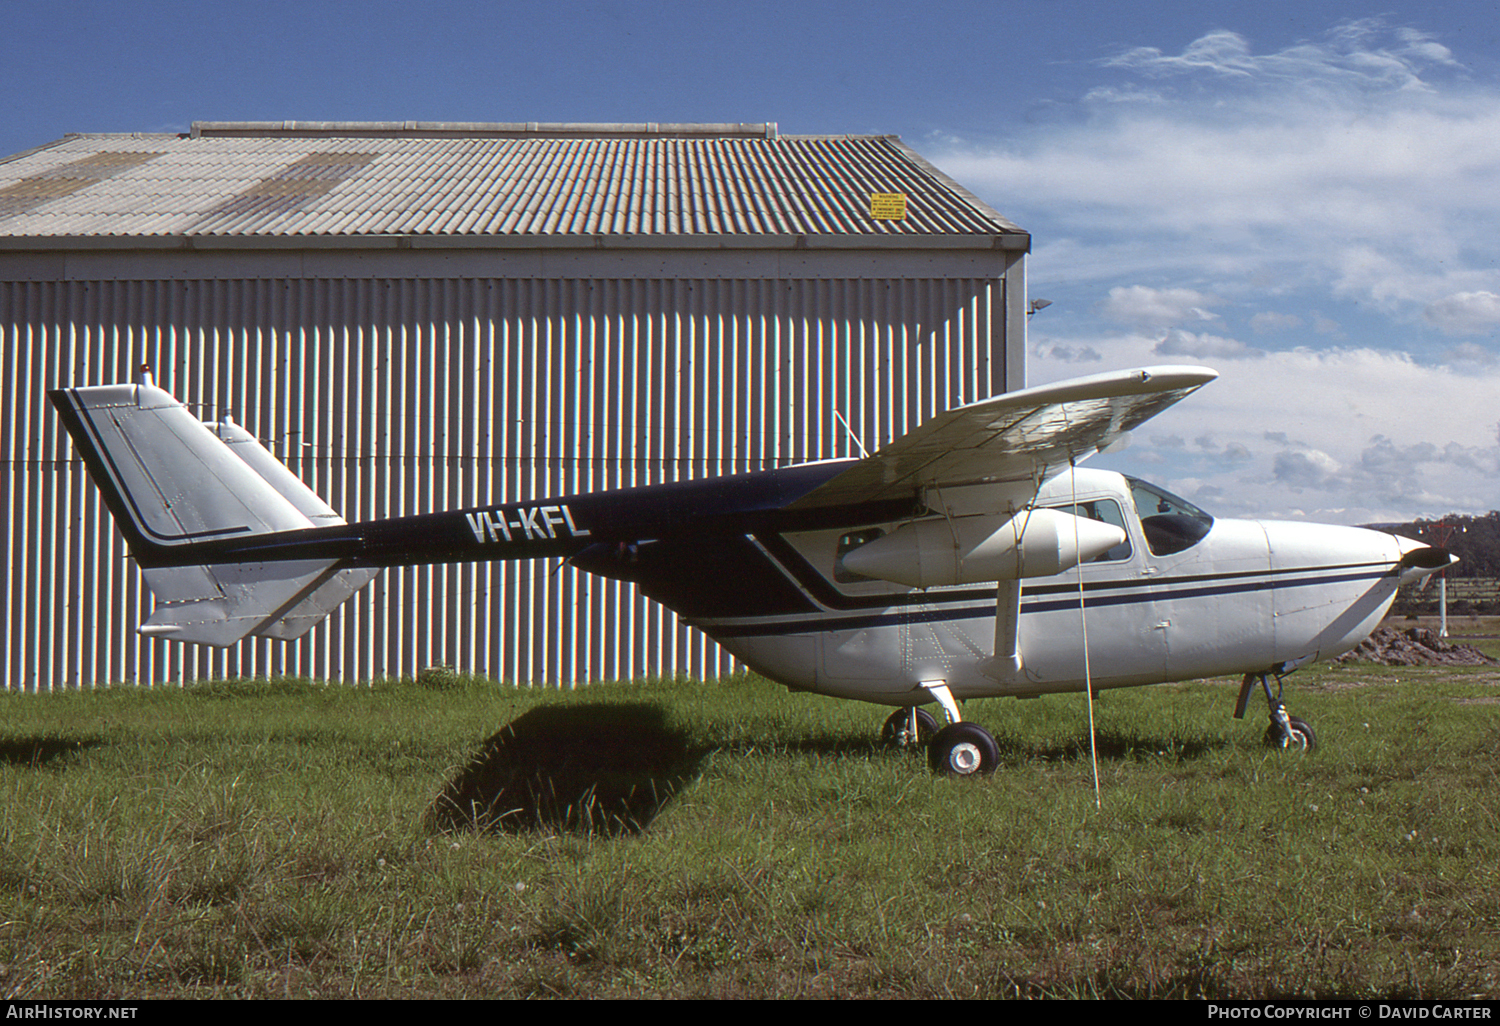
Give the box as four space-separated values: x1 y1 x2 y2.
1265 715 1317 752
928 722 1000 777
880 707 938 749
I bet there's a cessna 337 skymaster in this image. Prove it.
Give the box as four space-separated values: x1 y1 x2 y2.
50 365 1457 776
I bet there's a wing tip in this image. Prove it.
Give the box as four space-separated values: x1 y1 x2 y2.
1139 364 1219 386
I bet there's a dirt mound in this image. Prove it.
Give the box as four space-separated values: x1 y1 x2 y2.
1339 626 1498 666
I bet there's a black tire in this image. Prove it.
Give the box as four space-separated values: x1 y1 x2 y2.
880 707 939 749
928 722 1000 777
1265 716 1317 752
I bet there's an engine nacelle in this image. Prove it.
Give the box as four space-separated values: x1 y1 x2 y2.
840 508 1127 588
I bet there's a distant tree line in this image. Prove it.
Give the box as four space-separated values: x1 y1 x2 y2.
1374 511 1500 615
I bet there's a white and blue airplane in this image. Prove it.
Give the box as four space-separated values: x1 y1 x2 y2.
50 366 1455 775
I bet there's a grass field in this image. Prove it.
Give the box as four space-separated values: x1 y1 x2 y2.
2 659 1499 999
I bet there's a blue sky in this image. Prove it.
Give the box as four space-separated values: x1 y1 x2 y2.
6 0 1499 524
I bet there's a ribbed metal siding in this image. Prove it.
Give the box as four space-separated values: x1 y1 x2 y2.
2 275 1004 689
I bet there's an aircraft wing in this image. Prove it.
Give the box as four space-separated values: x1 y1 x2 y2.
787 366 1218 510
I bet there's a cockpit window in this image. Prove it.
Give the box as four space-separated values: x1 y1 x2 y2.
1047 499 1133 562
1127 478 1214 556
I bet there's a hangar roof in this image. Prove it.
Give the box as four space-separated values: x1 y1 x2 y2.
0 122 1025 247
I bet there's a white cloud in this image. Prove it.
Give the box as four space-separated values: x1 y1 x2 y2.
934 20 1500 320
1030 336 1500 523
931 18 1500 523
1080 85 1165 105
1444 341 1498 365
1153 329 1263 360
1038 343 1103 364
1099 285 1219 327
1103 20 1458 91
1273 448 1343 491
1311 313 1344 338
1425 291 1500 334
1250 311 1302 333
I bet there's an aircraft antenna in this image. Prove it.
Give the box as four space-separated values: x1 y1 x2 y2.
832 409 869 459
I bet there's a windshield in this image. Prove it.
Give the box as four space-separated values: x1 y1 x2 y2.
1127 478 1214 556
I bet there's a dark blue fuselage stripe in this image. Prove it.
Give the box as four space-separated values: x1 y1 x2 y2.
697 565 1394 638
703 604 994 637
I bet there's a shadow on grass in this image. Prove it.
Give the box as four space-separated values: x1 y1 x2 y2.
427 704 704 837
0 736 104 768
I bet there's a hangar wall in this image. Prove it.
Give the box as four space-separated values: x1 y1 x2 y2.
2 264 1017 688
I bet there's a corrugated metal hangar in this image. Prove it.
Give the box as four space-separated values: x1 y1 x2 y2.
0 121 1030 689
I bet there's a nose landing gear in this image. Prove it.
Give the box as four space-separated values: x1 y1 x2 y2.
1235 671 1317 752
880 707 938 749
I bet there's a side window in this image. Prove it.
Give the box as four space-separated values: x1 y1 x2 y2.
1048 500 1133 562
834 528 885 582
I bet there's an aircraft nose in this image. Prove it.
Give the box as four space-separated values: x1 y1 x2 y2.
1393 535 1458 584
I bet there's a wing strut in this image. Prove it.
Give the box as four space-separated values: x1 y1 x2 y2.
1070 460 1103 809
991 579 1022 678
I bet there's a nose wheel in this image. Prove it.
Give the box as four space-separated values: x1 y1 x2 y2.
1265 713 1316 751
1235 672 1317 752
880 707 938 749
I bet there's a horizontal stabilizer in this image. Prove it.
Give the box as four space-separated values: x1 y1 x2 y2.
253 563 379 640
140 559 357 645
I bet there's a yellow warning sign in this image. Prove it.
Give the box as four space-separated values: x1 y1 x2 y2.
869 192 907 220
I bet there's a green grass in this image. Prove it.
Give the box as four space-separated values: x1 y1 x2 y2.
2 664 1499 998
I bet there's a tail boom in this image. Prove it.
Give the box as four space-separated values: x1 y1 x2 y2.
50 377 880 647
